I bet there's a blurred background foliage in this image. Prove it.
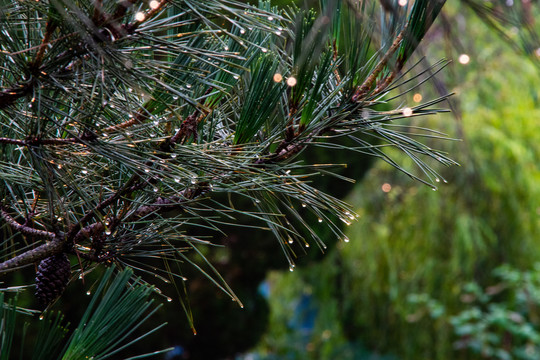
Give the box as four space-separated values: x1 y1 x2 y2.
246 1 540 359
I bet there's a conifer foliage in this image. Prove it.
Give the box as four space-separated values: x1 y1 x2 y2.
1 0 451 356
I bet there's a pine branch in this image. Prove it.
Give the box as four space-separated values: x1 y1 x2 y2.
0 0 456 310
0 83 34 110
0 0 167 111
0 137 82 146
352 25 407 102
0 173 208 272
0 237 64 274
32 19 58 70
0 206 56 240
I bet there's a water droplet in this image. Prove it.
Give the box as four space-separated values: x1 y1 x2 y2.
153 120 159 126
267 16 274 21
135 11 145 21
343 236 350 243
435 178 440 183
144 168 150 173
458 54 470 65
81 170 88 174
186 84 192 89
318 218 323 223
149 0 160 9
288 238 293 244
153 187 158 192
39 314 44 320
171 153 177 158
261 48 268 53
174 177 180 183
57 164 62 169
150 133 156 138
240 29 246 34
305 243 310 248
233 75 239 80
286 76 297 87
432 187 437 191
167 297 173 302
301 203 307 208
105 230 111 235
254 199 260 203
224 46 229 51
86 291 91 295
275 31 281 35
191 176 197 184
402 107 413 117
289 266 294 272
172 95 179 100
79 274 83 279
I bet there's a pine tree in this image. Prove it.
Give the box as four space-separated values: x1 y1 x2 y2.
0 0 452 357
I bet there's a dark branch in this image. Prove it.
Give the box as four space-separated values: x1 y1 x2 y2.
0 237 64 274
0 83 34 110
0 206 56 240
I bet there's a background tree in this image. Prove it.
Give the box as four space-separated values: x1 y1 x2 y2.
0 0 452 358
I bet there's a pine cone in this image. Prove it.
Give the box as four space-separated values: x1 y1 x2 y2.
35 253 71 309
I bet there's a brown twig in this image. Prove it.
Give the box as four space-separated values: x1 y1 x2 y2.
0 137 26 146
352 25 407 102
33 20 58 70
65 174 140 242
101 102 156 133
0 237 64 273
0 137 82 146
0 83 34 110
0 206 56 240
170 113 198 145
